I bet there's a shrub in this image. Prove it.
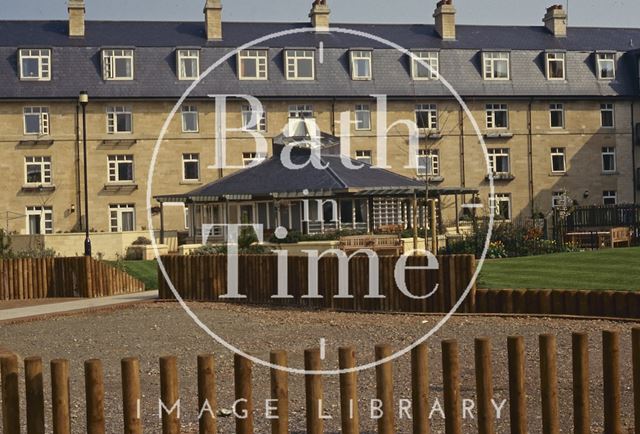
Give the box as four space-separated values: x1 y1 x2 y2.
132 236 152 246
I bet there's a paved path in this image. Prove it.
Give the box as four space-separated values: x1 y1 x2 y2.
0 291 158 322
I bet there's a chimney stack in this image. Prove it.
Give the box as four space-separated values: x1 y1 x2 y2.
204 0 223 41
68 0 85 38
543 5 567 37
433 0 456 41
309 0 330 32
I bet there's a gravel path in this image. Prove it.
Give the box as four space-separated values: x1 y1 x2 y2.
0 302 639 433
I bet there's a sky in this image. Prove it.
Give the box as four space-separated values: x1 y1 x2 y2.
0 0 638 28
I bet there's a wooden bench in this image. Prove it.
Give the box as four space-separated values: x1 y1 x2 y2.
610 227 631 248
339 234 403 256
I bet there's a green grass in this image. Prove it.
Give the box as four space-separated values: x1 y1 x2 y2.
477 247 640 291
114 260 158 290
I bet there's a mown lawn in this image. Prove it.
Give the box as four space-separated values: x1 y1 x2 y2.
115 260 158 290
477 247 640 291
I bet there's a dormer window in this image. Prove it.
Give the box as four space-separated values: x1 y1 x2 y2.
285 50 315 80
19 49 51 81
545 52 565 80
177 49 200 80
238 50 268 80
596 53 616 80
102 49 134 80
350 50 372 80
483 52 510 80
411 51 439 80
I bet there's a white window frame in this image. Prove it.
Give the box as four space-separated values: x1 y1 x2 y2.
545 52 565 80
181 105 199 133
600 103 615 128
596 53 616 80
288 104 314 119
18 49 51 81
102 49 134 80
550 147 566 173
109 204 136 232
488 148 510 174
411 51 439 80
417 149 440 177
285 50 315 80
355 150 372 165
489 193 512 221
483 52 510 80
603 190 617 205
549 103 565 128
354 104 371 131
23 107 50 135
552 191 565 209
350 50 372 80
26 206 53 235
107 155 134 183
25 156 52 185
415 104 438 130
242 152 266 167
177 49 200 80
238 50 268 80
241 104 267 132
601 147 616 173
486 104 509 129
182 153 200 181
106 106 133 134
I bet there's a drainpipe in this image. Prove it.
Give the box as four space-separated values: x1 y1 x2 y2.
331 97 336 136
527 98 535 217
458 104 466 187
632 100 637 204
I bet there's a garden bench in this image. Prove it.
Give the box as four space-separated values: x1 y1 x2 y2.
339 234 403 256
610 227 631 248
565 227 631 249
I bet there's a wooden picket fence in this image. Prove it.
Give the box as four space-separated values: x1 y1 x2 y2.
2 328 640 433
158 254 477 313
476 288 640 319
0 257 145 300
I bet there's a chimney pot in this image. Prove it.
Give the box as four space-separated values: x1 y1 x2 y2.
67 0 85 38
544 4 567 37
204 0 222 41
309 0 330 32
433 0 456 40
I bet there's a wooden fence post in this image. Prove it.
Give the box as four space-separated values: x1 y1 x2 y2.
304 348 324 434
539 335 559 434
51 359 71 434
375 345 395 434
474 338 494 434
25 356 45 434
84 359 105 434
1 354 20 434
234 353 254 434
633 328 640 434
121 357 143 434
160 356 181 434
507 336 527 434
411 343 430 434
442 340 462 434
603 331 622 434
269 351 288 434
339 347 359 434
198 354 217 434
572 333 590 434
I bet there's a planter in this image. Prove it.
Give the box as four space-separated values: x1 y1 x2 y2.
127 244 168 260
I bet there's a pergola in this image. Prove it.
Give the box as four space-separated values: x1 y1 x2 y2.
155 133 478 243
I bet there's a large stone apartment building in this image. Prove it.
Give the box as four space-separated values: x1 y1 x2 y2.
0 0 638 236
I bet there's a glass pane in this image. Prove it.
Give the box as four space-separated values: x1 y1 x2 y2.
242 58 257 77
29 215 41 234
25 114 40 133
298 59 313 78
122 211 134 231
340 200 353 224
26 164 42 183
22 59 39 78
118 163 133 181
495 60 508 78
117 114 131 132
183 113 198 131
115 58 132 78
184 161 199 179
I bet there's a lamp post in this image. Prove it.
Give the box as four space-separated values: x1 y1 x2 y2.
79 91 91 257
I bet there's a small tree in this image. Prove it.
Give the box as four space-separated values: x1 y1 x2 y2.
0 229 12 258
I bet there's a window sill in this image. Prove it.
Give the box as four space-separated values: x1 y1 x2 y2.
103 183 138 192
418 131 442 140
486 173 515 181
484 132 513 139
21 184 56 193
601 172 619 176
416 176 444 183
549 172 567 177
180 181 203 185
100 139 137 148
18 139 54 147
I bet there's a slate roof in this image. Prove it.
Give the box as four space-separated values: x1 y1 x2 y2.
1 20 639 99
155 135 434 202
